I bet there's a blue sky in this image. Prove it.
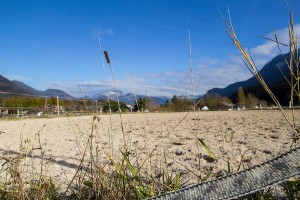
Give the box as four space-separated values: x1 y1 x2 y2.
1 0 300 97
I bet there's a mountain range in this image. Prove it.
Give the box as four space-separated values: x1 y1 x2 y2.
0 75 171 104
1 50 297 104
207 51 295 100
88 91 171 105
88 90 205 105
0 75 75 99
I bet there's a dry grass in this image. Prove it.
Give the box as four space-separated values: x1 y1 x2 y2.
221 4 300 145
0 4 299 200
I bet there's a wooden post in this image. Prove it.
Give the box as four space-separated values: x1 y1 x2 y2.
96 100 98 114
145 89 148 111
57 96 60 116
45 97 48 112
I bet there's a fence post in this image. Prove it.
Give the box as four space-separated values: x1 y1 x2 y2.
57 96 60 116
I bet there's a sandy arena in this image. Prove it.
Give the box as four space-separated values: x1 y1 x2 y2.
0 110 298 189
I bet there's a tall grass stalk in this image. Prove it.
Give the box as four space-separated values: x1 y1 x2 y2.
265 4 300 141
2 7 300 200
96 26 114 157
104 50 128 152
221 7 299 144
188 31 196 112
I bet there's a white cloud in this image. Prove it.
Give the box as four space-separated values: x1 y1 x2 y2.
4 75 33 82
45 24 300 98
44 55 252 97
115 56 251 96
252 24 300 68
46 81 110 97
252 42 278 57
194 57 251 92
228 55 244 65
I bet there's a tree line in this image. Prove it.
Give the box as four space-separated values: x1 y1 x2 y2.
0 86 261 113
0 96 94 111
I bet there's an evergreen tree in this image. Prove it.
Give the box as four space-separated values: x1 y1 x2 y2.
171 95 180 111
134 97 146 111
163 99 173 111
237 86 246 107
103 100 127 112
170 95 192 112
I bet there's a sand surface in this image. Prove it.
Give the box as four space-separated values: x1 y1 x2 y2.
0 110 298 189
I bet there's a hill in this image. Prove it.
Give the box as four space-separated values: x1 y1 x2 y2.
207 52 291 97
0 75 33 94
43 89 74 99
0 75 75 99
12 80 44 95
